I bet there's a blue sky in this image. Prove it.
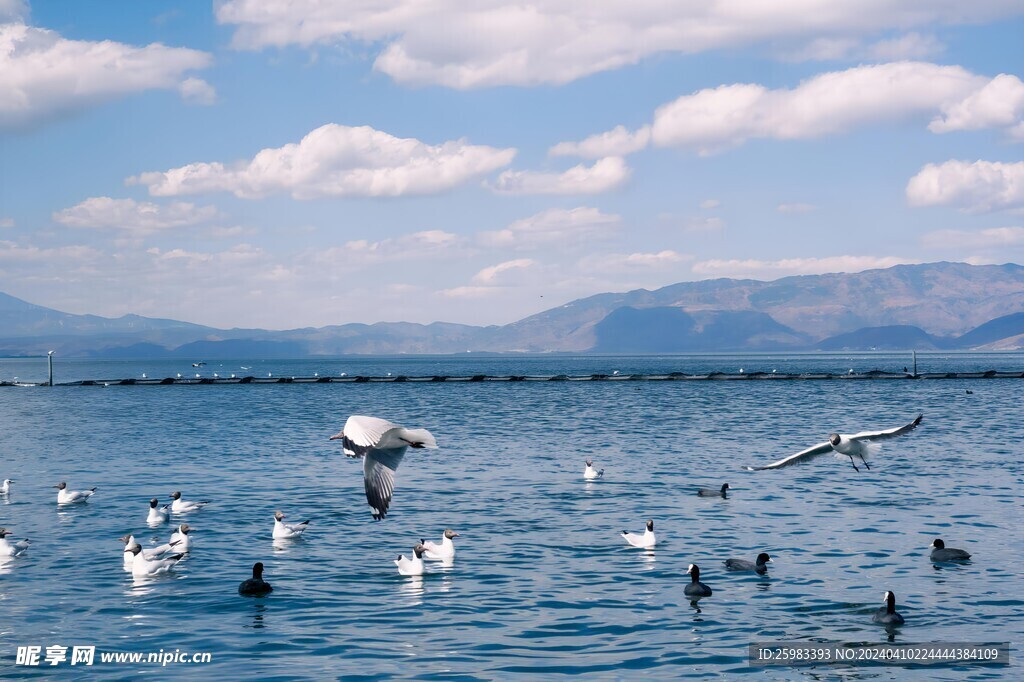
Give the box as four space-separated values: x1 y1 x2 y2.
1 1 1022 329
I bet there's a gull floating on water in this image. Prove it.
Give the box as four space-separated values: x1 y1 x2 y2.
54 481 95 504
147 498 170 525
239 562 273 596
0 479 12 495
169 491 209 514
169 524 194 552
273 511 310 539
330 415 439 520
0 528 30 557
128 543 183 578
422 529 459 561
120 534 179 570
584 461 604 479
622 520 656 548
745 414 923 472
395 544 427 576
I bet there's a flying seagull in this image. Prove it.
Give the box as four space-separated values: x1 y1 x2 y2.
330 415 438 520
745 414 922 472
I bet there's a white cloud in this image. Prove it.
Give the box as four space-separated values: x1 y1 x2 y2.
777 203 817 214
788 32 945 62
471 258 537 285
0 0 27 23
440 285 497 299
0 240 103 277
692 255 913 279
215 1 1024 88
0 23 211 128
129 123 516 199
651 62 985 154
867 32 944 60
906 160 1024 212
53 197 218 232
928 73 1024 139
683 216 726 232
569 63 1023 157
314 230 460 266
490 157 629 195
178 77 216 105
479 207 619 248
0 217 14 228
578 250 688 273
549 125 651 159
922 226 1024 249
699 199 720 210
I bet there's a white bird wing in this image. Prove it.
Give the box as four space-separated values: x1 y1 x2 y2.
848 414 923 441
342 416 400 454
745 440 834 470
363 446 407 520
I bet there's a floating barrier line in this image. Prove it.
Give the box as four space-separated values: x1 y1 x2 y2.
2 370 1022 387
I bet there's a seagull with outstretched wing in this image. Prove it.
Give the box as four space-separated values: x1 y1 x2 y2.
746 414 922 472
330 415 438 520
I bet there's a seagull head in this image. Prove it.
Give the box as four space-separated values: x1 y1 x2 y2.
0 528 10 538
119 534 133 545
646 520 654 531
413 543 427 558
585 460 593 467
169 491 181 500
53 482 67 490
444 529 460 539
177 524 192 535
828 434 841 446
149 498 160 509
274 511 286 521
328 431 345 441
128 543 143 556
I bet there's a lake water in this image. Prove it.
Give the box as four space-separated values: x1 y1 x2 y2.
1 354 1021 679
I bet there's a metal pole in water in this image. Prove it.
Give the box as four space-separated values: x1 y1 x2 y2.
912 350 917 377
47 350 55 386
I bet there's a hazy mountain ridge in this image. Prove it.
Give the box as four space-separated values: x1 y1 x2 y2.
1 262 1022 357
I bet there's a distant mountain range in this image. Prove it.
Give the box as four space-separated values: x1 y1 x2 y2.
1 262 1023 357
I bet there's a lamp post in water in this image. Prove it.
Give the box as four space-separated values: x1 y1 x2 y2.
47 350 55 386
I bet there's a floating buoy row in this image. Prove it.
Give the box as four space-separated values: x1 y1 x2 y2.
2 369 1021 387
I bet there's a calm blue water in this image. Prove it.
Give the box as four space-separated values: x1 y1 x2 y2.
0 355 1021 679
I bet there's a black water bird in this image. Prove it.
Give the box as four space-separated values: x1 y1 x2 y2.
684 564 713 597
930 538 971 561
239 562 273 596
872 591 905 625
725 552 772 574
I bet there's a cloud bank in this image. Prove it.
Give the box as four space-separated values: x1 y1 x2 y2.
0 22 211 128
216 1 1024 88
130 124 517 199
